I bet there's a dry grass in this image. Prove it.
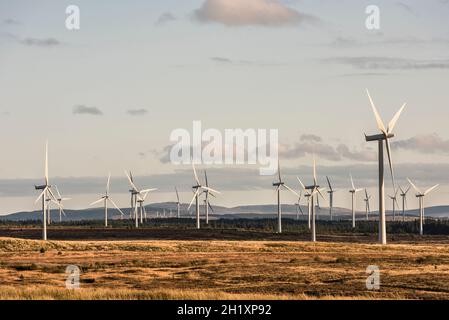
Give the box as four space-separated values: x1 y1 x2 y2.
1 237 449 300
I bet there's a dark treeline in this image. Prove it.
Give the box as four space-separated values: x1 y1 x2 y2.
2 218 449 235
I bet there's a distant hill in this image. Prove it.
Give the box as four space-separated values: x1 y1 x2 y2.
1 202 449 222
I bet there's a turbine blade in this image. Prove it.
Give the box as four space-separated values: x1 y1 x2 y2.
385 137 396 190
35 189 46 204
407 178 421 194
298 205 304 215
47 187 58 202
106 172 111 194
201 186 220 194
424 184 439 195
283 184 298 197
45 140 49 185
326 176 332 191
297 177 306 191
187 190 200 210
192 160 200 185
277 160 282 183
208 202 215 214
55 185 62 199
175 187 180 202
350 174 355 190
125 170 139 192
90 198 104 206
387 103 406 133
140 188 157 194
108 198 125 216
204 170 209 187
366 89 387 134
313 155 317 186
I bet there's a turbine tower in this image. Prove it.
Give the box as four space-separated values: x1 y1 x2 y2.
388 189 400 221
349 174 363 228
407 179 439 236
90 173 125 227
203 170 217 225
272 161 297 234
365 89 406 245
34 141 59 241
364 189 371 221
188 161 220 229
326 176 336 221
399 185 411 222
125 171 157 228
175 187 181 218
54 186 71 223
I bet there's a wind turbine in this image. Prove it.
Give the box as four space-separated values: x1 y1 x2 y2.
188 161 220 229
399 185 411 222
294 190 304 221
53 186 71 223
90 173 125 227
365 89 406 245
349 174 363 228
203 170 217 225
125 171 157 228
388 189 400 221
272 161 298 234
34 141 59 241
364 189 371 221
326 176 336 221
136 192 151 224
297 177 311 228
407 178 439 236
303 157 326 242
175 187 181 218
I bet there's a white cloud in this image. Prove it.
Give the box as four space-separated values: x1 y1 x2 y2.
193 0 319 27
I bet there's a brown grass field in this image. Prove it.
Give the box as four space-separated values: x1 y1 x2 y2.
1 230 449 300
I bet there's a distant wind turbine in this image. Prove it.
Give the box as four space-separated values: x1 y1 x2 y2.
407 178 439 236
297 177 311 228
399 185 411 222
294 190 304 221
388 189 400 221
365 89 406 244
326 176 336 221
188 161 220 229
349 174 363 228
272 161 298 234
125 171 157 228
90 173 125 227
364 189 371 221
53 186 70 223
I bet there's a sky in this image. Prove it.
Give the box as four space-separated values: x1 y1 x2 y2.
0 0 448 214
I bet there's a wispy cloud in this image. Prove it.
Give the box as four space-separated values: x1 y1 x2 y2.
72 105 103 116
3 18 21 25
20 37 61 47
155 12 176 25
326 57 449 70
392 134 449 154
210 56 283 67
127 108 148 116
193 0 320 27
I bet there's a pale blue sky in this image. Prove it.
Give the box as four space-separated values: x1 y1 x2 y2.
0 0 448 213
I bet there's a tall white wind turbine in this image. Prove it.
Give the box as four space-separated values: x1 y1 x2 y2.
53 186 71 223
272 161 298 234
349 174 363 228
187 161 220 229
304 157 326 242
34 141 59 241
399 185 411 222
203 170 217 225
365 89 406 244
90 173 125 227
407 178 439 236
